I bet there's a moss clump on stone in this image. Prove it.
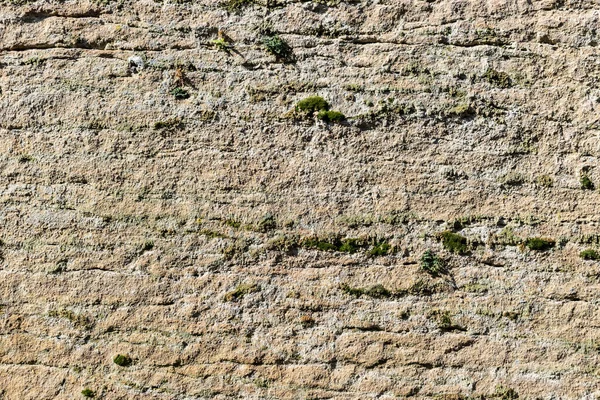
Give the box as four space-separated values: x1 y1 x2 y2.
580 249 600 260
301 238 338 251
297 236 391 256
439 231 468 254
524 237 555 251
368 242 391 257
338 238 360 253
580 174 594 190
81 388 95 398
317 110 345 123
113 354 132 367
295 96 329 115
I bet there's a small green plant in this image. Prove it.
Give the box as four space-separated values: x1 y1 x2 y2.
581 173 594 190
439 231 468 254
420 250 447 277
211 38 231 52
224 283 259 302
340 283 365 297
524 237 555 251
302 237 338 251
113 354 132 367
368 242 391 257
338 238 360 253
81 388 95 398
295 96 329 115
317 110 345 123
170 87 190 100
300 235 377 253
580 249 600 260
263 35 292 60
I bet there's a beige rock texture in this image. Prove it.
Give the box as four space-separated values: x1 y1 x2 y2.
2 0 600 398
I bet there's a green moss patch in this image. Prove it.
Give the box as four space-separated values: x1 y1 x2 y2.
524 237 555 251
439 231 468 254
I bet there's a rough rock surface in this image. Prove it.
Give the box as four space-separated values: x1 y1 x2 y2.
2 0 600 398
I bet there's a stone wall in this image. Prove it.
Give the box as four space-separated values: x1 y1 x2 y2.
1 0 600 398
